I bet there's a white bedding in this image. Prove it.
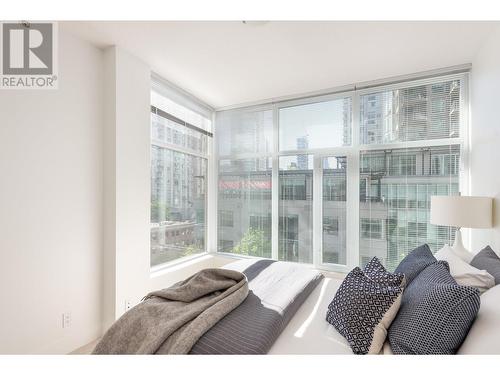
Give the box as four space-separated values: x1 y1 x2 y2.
269 276 353 354
224 259 500 355
268 271 500 355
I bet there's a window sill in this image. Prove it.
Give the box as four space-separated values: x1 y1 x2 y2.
150 252 214 279
149 251 349 284
214 252 350 274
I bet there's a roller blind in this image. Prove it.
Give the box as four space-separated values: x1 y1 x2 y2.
358 77 463 270
151 73 214 126
359 79 461 145
216 108 273 157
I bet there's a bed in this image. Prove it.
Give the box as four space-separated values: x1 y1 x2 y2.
94 257 500 355
224 257 500 355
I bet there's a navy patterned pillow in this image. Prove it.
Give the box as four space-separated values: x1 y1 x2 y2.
388 261 481 354
394 244 436 285
364 257 406 286
326 266 405 354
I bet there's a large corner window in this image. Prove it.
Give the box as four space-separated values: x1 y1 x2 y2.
150 79 212 267
215 72 468 271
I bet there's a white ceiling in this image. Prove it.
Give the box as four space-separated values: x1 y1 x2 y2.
63 21 498 109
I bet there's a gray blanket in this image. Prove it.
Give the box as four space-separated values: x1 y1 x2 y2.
92 268 248 354
190 259 323 354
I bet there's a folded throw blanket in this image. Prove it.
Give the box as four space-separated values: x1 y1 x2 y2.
92 268 248 354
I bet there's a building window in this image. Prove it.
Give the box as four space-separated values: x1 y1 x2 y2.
360 153 386 173
280 174 307 200
323 217 339 235
360 218 383 239
218 210 234 227
389 154 416 176
431 152 459 176
150 82 211 267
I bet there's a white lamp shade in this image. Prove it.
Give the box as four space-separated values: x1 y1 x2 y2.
430 196 493 228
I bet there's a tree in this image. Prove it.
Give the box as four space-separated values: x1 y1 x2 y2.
232 228 271 258
183 244 200 257
151 199 171 222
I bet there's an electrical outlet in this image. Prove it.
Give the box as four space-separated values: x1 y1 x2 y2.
62 312 71 328
125 300 131 311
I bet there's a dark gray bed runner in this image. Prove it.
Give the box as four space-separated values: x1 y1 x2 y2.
190 259 323 354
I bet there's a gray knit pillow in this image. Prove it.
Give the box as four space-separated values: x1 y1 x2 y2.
470 246 500 285
394 244 436 285
388 261 480 354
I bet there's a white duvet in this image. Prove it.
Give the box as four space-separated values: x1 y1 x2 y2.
268 273 500 355
269 277 353 354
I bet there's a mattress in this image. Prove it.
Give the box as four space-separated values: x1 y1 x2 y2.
268 276 353 354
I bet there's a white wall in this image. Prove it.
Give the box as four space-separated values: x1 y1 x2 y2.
0 30 104 354
101 47 233 329
0 31 228 353
470 25 500 253
102 46 151 327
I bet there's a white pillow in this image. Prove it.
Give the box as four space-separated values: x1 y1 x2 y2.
435 245 495 293
450 245 475 263
458 284 500 354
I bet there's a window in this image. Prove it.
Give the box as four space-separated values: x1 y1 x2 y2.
218 210 234 227
389 154 416 176
279 155 313 263
360 80 461 144
360 218 382 239
218 158 272 258
217 108 273 157
323 217 339 235
360 153 385 173
150 81 212 267
360 145 460 270
323 156 347 265
215 73 468 271
279 98 352 151
431 151 460 176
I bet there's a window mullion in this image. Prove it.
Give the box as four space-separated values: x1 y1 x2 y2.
313 155 322 268
271 105 279 261
459 73 471 249
207 115 217 253
347 91 361 269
